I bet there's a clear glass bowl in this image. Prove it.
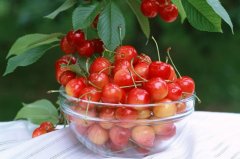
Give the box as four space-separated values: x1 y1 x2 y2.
59 88 195 158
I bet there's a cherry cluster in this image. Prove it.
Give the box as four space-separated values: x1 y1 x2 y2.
53 28 196 151
141 0 178 23
32 122 55 138
60 30 104 57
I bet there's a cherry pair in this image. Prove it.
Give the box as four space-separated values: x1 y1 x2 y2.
32 121 55 138
141 0 178 23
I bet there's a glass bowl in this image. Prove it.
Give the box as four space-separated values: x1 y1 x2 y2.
59 89 195 158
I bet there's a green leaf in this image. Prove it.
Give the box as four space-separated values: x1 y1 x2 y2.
206 0 233 33
3 44 57 76
172 0 186 23
45 0 77 19
127 0 150 39
15 99 59 125
72 1 103 30
6 33 62 58
97 2 126 51
182 0 222 32
102 50 114 63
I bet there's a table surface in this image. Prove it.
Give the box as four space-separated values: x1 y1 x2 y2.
0 111 240 159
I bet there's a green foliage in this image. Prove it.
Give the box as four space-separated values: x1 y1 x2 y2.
127 0 150 39
4 44 58 76
45 0 77 19
15 99 58 125
172 0 186 23
97 2 126 51
72 1 103 30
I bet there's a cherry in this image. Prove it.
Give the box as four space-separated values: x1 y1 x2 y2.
77 40 94 57
71 29 85 46
56 66 70 83
136 53 152 64
101 83 123 103
127 88 150 106
176 76 195 95
138 109 152 119
115 107 138 121
91 38 104 54
153 98 177 118
91 14 99 29
152 122 176 138
66 30 75 46
88 73 109 89
60 36 76 54
109 126 131 148
141 0 159 18
149 61 171 80
59 70 76 86
113 69 136 88
133 62 149 81
39 121 55 132
32 127 47 138
166 82 182 101
144 77 168 102
159 4 178 23
99 107 115 129
176 102 186 113
131 125 155 147
168 65 177 81
115 45 138 64
79 86 101 107
87 124 109 145
65 77 87 97
90 57 111 75
72 107 96 127
113 60 130 75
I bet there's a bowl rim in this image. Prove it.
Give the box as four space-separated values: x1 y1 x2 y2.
59 87 195 107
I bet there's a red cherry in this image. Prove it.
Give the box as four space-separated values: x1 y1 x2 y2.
66 30 75 46
77 40 94 57
109 126 131 148
166 82 182 100
60 36 76 54
32 127 47 138
115 45 138 63
149 61 171 80
113 60 130 75
72 29 85 46
101 83 123 103
176 76 195 95
114 69 136 88
65 77 87 97
39 121 54 132
134 62 149 81
99 107 115 129
144 77 168 102
127 88 150 105
88 73 109 89
136 53 152 64
115 107 138 120
79 86 101 102
59 70 76 86
91 39 104 54
168 65 177 81
90 57 111 75
141 0 159 18
55 66 69 83
159 4 178 23
91 14 99 29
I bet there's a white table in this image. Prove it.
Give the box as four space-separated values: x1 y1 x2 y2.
0 111 240 159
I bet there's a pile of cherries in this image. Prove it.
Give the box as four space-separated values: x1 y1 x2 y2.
141 0 179 23
52 29 196 151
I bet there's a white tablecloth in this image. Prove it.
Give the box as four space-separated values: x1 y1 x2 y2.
0 111 240 159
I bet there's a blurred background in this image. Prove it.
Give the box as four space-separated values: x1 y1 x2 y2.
0 0 240 121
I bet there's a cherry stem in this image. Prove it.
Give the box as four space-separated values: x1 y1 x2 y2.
86 58 90 75
166 47 182 78
98 66 115 74
135 80 148 83
47 90 63 94
88 81 102 90
128 68 137 88
120 83 142 89
165 56 169 63
84 96 91 123
130 59 148 82
118 26 122 46
152 36 161 61
183 92 201 104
